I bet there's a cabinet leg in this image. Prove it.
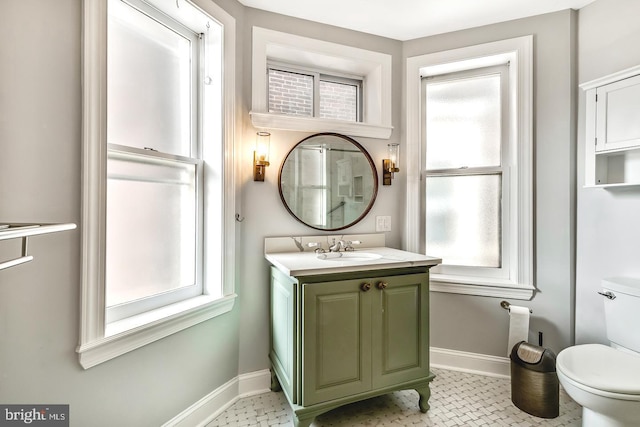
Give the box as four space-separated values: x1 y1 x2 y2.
416 385 431 413
270 369 282 392
293 415 314 427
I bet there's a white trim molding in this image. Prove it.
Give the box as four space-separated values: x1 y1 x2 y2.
430 347 511 379
579 63 640 91
250 27 393 139
78 295 236 369
405 36 534 299
162 370 272 427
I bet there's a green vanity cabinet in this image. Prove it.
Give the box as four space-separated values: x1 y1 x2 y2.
269 265 434 427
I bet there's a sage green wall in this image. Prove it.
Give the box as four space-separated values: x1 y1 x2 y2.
0 0 244 425
403 10 578 356
576 0 640 345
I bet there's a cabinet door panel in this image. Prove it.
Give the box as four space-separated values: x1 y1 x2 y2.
373 273 430 389
302 279 372 406
596 74 640 152
270 267 297 403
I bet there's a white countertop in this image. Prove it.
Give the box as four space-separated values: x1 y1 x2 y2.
265 246 441 277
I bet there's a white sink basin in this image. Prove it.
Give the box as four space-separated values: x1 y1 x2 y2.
317 252 383 262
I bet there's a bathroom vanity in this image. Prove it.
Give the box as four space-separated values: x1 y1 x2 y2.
265 234 440 427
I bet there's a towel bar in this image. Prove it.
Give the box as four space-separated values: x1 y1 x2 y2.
0 223 76 271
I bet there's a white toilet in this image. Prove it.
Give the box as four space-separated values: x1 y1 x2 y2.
557 278 640 426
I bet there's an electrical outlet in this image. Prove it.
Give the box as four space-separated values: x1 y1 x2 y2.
376 216 391 232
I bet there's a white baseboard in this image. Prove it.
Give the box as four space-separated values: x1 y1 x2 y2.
430 347 511 378
162 369 271 427
164 349 510 426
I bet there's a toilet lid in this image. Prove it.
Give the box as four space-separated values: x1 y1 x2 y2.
557 344 640 395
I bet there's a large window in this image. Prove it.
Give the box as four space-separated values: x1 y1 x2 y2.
405 36 534 299
106 0 203 323
424 66 510 280
80 0 236 368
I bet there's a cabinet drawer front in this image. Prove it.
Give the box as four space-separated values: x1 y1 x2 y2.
302 279 372 406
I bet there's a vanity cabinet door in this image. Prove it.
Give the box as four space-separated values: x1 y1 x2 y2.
371 272 430 389
301 278 373 406
270 267 298 404
300 272 431 406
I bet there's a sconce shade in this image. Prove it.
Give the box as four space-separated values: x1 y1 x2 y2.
254 131 271 181
388 143 400 171
255 131 271 165
383 143 400 185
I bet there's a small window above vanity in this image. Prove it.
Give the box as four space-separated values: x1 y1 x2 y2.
583 64 640 188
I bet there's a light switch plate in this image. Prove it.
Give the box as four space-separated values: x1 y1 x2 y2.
376 216 391 232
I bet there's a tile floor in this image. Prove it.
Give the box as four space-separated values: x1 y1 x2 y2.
207 368 582 426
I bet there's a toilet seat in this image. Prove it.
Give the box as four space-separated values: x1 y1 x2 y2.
557 344 640 396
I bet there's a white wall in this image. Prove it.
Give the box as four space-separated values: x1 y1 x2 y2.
576 0 640 344
0 0 244 425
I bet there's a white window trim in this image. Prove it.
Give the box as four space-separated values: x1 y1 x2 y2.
405 36 534 300
251 27 393 139
79 0 237 369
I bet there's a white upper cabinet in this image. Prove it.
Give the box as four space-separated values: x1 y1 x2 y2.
595 74 640 152
583 65 640 187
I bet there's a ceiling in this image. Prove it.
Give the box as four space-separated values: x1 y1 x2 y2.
238 0 596 41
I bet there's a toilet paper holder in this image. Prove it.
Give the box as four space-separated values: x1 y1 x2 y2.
500 300 532 313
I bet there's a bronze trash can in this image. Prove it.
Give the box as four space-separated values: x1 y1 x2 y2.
510 341 559 418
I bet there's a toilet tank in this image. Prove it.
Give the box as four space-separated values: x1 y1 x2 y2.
602 277 640 354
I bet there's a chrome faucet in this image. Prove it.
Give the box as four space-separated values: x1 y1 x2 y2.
329 239 344 252
329 239 359 252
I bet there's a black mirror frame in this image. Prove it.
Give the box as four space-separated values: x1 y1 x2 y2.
278 132 379 231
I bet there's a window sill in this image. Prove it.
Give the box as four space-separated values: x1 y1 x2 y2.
76 294 237 369
250 112 393 139
430 277 534 300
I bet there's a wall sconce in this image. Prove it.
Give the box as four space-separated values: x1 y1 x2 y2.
382 143 400 185
253 131 270 181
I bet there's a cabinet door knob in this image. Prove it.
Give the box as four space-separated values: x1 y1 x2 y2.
377 281 388 290
360 282 371 292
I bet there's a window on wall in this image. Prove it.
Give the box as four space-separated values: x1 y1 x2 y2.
106 0 204 323
267 64 362 122
424 66 510 280
405 36 534 299
80 0 237 369
251 27 393 139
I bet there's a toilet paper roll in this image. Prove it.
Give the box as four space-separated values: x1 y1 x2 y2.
507 305 530 356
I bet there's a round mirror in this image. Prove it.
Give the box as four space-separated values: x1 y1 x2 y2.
279 133 378 231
